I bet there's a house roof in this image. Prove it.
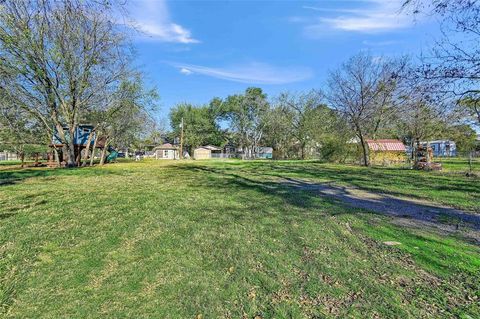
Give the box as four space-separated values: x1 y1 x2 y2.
196 145 222 151
154 143 178 150
366 139 406 152
419 140 455 144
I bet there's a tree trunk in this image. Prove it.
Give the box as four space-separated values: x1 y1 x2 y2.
468 151 473 173
82 130 95 167
358 134 369 167
90 136 98 166
410 139 415 161
99 139 109 165
414 139 420 166
66 127 77 167
53 147 60 166
20 152 25 168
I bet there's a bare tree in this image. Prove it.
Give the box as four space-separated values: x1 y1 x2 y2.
0 0 131 167
402 0 480 127
326 53 402 166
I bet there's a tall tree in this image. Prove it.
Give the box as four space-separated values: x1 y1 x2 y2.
326 53 402 166
94 78 158 165
0 0 130 166
275 90 326 159
169 103 223 154
217 88 270 159
261 106 294 159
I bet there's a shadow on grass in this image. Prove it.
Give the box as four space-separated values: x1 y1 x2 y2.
0 212 16 220
210 161 480 211
177 165 329 212
175 163 480 234
0 166 123 187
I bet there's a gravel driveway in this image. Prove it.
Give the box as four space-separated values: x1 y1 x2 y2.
281 177 480 242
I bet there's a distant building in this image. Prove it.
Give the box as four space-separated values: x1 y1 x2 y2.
233 146 274 159
254 146 273 159
193 145 223 160
419 140 456 157
0 151 18 161
367 139 406 165
154 143 179 160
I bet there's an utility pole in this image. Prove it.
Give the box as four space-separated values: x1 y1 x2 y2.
180 117 184 159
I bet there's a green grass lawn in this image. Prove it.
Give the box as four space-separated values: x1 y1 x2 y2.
1 160 479 318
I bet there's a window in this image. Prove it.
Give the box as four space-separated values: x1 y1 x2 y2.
164 150 169 158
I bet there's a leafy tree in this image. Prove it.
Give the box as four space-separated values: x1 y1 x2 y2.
446 124 477 155
170 103 223 155
0 0 131 167
96 79 158 165
216 88 270 159
0 99 47 167
261 106 295 159
275 90 324 159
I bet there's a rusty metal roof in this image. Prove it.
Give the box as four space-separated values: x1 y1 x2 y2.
366 139 406 152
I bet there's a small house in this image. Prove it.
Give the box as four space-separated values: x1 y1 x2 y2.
367 139 406 165
154 143 179 160
420 140 456 157
193 145 223 159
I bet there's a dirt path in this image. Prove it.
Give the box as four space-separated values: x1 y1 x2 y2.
281 178 480 242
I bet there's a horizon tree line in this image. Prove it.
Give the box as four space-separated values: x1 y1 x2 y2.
0 0 479 167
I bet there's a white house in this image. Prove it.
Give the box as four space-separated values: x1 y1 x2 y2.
154 143 179 160
420 140 457 157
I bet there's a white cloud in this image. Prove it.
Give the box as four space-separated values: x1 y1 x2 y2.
301 0 412 34
180 68 193 75
169 62 313 84
127 0 199 43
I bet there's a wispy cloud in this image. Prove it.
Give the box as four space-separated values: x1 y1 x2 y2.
300 0 412 35
362 40 401 46
127 0 199 44
302 5 361 14
169 62 313 85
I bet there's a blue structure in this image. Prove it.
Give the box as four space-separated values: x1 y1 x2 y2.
50 124 104 166
52 125 95 146
421 140 457 157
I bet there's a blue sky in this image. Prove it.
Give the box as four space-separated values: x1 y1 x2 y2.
126 0 441 122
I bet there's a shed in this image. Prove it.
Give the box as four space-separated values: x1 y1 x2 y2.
193 145 223 160
154 143 179 160
366 139 406 165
